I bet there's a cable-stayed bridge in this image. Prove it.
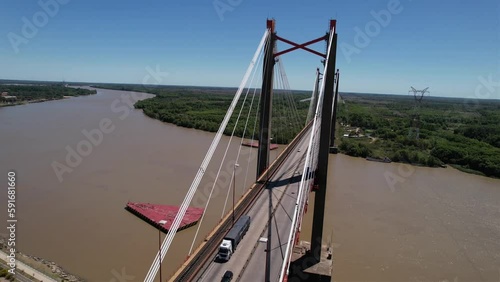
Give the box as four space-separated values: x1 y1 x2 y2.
141 19 340 282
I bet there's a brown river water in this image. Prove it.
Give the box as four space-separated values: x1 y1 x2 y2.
0 88 499 282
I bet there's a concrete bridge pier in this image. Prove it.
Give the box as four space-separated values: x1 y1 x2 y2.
287 240 333 282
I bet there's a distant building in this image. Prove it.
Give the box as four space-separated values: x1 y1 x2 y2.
1 92 8 97
1 95 17 103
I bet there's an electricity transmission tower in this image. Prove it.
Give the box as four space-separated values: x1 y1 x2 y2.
408 86 429 139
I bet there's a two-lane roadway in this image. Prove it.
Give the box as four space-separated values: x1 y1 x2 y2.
195 126 312 282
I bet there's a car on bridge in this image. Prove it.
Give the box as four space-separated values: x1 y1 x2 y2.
221 270 233 282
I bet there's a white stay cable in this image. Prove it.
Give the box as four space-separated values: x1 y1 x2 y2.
242 35 270 196
144 29 270 282
278 26 335 281
188 39 265 255
278 77 324 281
242 85 262 197
277 59 302 132
219 46 265 219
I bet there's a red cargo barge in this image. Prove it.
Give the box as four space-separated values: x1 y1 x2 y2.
242 140 279 150
125 202 204 233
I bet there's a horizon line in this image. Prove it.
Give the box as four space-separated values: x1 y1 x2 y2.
1 78 497 101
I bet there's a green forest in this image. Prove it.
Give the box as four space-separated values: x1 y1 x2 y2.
95 84 500 178
337 94 500 178
0 85 96 106
93 84 310 144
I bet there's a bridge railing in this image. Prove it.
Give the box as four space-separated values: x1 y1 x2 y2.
169 120 313 282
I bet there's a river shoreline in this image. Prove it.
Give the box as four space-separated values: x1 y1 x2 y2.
0 236 84 282
2 87 498 281
0 86 96 108
0 97 70 108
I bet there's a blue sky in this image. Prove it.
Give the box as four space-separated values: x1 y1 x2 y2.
0 0 498 98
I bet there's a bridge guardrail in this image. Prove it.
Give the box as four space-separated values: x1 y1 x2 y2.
236 149 306 282
170 121 314 282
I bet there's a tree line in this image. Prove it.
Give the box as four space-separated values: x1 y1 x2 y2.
0 85 96 103
132 87 310 144
337 94 500 178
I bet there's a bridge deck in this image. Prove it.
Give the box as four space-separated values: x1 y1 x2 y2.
194 125 312 281
169 122 313 281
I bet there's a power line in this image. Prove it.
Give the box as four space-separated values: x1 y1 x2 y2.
408 86 430 139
